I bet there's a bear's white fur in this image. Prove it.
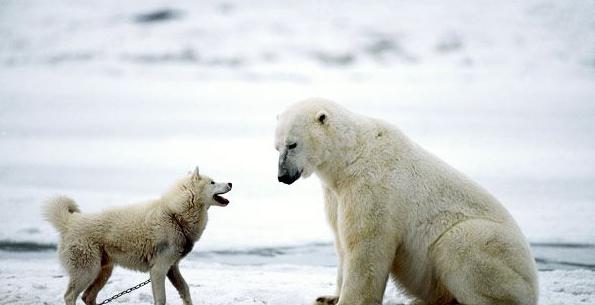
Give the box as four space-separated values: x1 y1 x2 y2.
275 98 538 305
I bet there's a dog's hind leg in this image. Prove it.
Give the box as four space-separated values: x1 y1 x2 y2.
167 263 193 305
82 263 114 305
64 266 100 305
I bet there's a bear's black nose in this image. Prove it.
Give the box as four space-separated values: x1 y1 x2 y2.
228 183 232 188
278 174 298 185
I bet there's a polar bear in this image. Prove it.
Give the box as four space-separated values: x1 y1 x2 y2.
275 98 538 305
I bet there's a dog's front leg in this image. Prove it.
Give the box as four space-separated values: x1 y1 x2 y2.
150 264 169 305
167 263 193 305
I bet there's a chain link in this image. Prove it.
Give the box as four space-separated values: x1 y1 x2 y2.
97 278 151 305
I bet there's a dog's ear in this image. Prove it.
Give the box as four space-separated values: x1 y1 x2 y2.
191 166 200 180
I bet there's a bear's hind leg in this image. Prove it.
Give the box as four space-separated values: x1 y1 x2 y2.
432 221 538 305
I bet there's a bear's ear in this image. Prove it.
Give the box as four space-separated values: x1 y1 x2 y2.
316 111 328 125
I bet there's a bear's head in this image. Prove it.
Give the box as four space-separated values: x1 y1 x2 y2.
275 98 356 185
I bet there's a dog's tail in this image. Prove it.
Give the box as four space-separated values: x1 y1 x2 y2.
43 196 80 234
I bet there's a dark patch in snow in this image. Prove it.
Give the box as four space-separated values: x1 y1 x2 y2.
365 38 418 63
46 52 95 64
260 51 279 63
532 242 595 271
532 242 595 249
17 227 40 234
0 240 56 252
203 242 332 258
121 50 247 67
460 57 474 66
365 38 399 56
361 32 418 63
122 49 199 64
535 257 595 270
134 8 182 24
211 247 286 257
312 51 356 66
204 56 245 67
217 2 235 15
435 32 464 53
192 242 336 266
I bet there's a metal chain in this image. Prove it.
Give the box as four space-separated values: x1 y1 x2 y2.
97 278 151 305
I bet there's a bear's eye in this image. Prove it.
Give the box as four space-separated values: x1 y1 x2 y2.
210 181 215 185
287 143 297 150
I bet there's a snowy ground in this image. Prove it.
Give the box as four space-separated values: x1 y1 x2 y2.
1 0 595 304
1 248 595 305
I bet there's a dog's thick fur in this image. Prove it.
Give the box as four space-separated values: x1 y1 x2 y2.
43 168 231 305
275 99 539 305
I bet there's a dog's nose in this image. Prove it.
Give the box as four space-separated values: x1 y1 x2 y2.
228 183 232 188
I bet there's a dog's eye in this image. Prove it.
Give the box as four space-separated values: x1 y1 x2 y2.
210 181 214 185
288 143 297 150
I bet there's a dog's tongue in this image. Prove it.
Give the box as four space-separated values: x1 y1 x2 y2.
214 194 229 205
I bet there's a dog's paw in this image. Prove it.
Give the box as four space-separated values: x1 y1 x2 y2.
313 296 339 305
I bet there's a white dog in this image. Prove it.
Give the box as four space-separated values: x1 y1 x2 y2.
43 167 232 305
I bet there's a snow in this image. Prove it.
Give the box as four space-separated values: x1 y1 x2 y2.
2 74 594 249
1 251 594 305
1 0 594 303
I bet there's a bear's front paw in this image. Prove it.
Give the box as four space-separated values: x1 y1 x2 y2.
313 296 338 305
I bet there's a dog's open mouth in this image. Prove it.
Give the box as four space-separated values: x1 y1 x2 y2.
213 191 230 206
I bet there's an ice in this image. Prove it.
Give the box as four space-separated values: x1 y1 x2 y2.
1 0 595 303
1 251 594 305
